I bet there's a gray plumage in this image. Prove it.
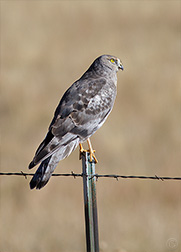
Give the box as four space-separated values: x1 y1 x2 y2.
29 54 123 189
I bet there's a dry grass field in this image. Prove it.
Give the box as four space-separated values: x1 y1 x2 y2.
0 1 181 252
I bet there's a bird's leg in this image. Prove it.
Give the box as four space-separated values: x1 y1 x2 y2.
79 140 98 163
87 138 98 163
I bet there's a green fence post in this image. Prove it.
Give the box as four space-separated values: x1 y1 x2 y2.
82 152 99 252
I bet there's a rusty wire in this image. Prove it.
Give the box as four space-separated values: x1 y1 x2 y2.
0 171 181 181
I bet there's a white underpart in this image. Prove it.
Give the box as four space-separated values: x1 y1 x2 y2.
93 94 101 104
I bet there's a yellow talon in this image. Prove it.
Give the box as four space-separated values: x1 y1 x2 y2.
89 150 98 163
79 139 98 163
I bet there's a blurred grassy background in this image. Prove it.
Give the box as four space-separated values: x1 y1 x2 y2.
0 1 181 252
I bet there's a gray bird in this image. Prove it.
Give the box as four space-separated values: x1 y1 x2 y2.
29 55 123 189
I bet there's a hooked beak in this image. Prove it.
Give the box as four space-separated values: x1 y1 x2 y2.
118 63 124 71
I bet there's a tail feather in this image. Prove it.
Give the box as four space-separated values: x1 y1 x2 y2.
30 156 56 189
29 139 79 189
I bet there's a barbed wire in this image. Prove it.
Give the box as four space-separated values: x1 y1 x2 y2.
0 171 181 181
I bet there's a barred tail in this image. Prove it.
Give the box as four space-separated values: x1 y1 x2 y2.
30 154 58 189
29 139 79 189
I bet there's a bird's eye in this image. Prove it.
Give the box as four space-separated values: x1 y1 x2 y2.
110 58 115 63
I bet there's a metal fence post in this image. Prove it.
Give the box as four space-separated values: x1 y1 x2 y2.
81 152 99 252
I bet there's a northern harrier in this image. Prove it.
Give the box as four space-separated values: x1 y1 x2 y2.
29 55 123 189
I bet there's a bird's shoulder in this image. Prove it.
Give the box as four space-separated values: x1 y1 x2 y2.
49 76 109 126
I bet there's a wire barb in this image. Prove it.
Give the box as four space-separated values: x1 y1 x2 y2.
21 170 27 179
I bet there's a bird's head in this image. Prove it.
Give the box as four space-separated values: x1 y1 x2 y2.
99 55 124 73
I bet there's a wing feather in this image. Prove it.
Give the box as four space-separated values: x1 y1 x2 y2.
29 76 112 168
